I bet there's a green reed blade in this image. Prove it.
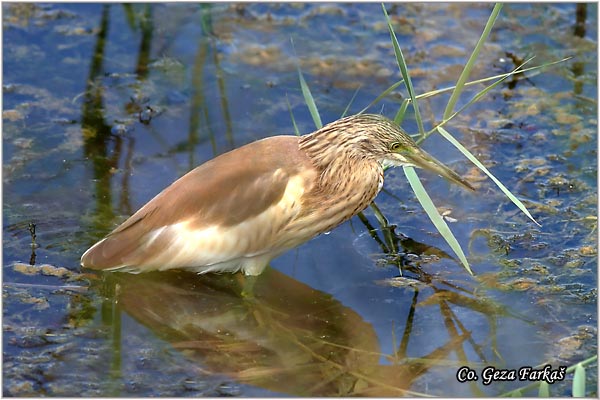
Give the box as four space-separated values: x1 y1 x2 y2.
404 166 473 275
419 57 535 144
359 79 405 115
286 95 300 136
297 67 322 129
342 86 361 118
437 126 541 227
394 98 410 125
443 3 503 120
365 57 570 113
382 4 424 136
572 363 586 397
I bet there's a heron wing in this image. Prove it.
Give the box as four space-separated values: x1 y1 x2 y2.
81 135 316 272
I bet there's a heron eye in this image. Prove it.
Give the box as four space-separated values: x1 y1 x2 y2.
390 142 402 151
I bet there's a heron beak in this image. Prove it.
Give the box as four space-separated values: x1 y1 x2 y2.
401 147 475 191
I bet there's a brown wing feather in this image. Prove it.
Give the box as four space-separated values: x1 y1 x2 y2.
81 135 314 270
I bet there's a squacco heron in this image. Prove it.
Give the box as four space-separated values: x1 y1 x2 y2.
81 114 474 275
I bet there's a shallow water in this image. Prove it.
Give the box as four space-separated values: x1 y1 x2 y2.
3 3 597 397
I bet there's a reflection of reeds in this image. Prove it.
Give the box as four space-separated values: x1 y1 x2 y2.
80 3 235 241
190 4 235 168
81 5 120 236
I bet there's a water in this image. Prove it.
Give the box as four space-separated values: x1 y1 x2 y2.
3 3 597 396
